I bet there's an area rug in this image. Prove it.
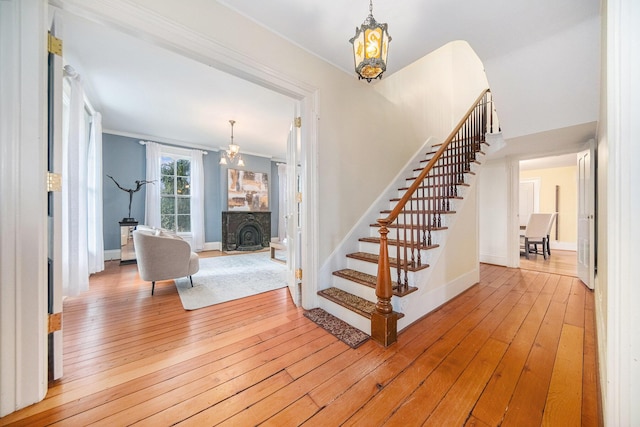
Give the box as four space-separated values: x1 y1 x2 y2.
304 308 370 348
174 252 287 310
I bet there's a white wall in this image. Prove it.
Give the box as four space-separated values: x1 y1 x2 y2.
483 17 601 141
375 41 490 145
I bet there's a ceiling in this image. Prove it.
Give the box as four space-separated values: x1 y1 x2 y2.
60 0 599 161
61 10 296 160
219 0 598 75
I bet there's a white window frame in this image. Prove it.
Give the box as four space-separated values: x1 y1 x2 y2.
159 146 192 237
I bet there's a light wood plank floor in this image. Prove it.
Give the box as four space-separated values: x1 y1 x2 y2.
520 249 578 278
1 254 600 426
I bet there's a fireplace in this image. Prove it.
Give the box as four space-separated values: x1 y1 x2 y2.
222 211 271 251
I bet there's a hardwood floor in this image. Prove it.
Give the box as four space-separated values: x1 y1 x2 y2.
0 253 600 426
520 249 579 278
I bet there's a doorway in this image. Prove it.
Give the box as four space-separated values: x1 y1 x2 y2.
58 5 319 308
518 154 578 276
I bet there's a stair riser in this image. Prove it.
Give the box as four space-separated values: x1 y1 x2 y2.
331 276 377 301
346 257 380 276
388 214 452 227
345 257 422 286
369 227 445 245
411 162 479 178
396 186 468 200
388 198 459 213
358 241 436 263
318 298 371 335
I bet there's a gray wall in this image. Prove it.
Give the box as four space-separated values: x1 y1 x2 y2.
102 133 279 250
103 134 146 250
218 151 279 239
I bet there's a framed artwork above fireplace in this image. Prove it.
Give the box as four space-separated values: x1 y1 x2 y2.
227 168 269 211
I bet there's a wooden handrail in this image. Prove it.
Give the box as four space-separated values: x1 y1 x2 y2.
372 88 494 347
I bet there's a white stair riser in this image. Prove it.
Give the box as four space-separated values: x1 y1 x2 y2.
368 226 445 243
397 185 468 200
345 257 421 287
411 162 480 178
346 257 379 276
390 214 452 227
331 276 377 301
318 299 371 335
358 241 436 264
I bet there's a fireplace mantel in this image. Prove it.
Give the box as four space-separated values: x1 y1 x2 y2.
222 211 271 251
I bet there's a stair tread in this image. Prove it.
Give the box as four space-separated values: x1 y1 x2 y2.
333 269 419 297
407 175 474 183
424 153 483 161
380 209 457 214
407 172 476 181
399 183 470 190
370 223 449 231
359 236 439 251
318 287 405 319
431 140 489 148
414 163 479 170
347 251 430 272
389 196 462 201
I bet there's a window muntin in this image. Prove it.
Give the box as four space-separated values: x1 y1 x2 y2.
160 156 191 232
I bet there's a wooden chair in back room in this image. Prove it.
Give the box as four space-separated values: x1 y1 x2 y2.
521 213 556 260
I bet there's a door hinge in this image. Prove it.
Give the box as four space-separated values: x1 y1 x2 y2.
294 117 302 128
48 312 62 333
47 172 62 192
296 192 302 203
295 268 303 280
48 32 63 56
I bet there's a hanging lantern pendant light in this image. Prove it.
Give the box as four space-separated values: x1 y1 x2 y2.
349 0 391 82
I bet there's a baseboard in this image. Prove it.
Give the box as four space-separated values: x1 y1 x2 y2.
398 268 479 332
549 241 577 251
479 253 509 266
104 249 120 261
203 241 221 251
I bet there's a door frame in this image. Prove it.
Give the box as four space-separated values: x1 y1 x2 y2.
510 149 590 269
56 0 320 308
0 0 49 416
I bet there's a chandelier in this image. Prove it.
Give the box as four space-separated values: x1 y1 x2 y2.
349 0 391 82
219 119 245 167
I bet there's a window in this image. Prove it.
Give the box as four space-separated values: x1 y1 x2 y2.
160 156 191 232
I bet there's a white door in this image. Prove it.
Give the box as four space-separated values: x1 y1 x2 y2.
286 109 302 305
48 14 64 380
577 144 595 289
519 181 535 227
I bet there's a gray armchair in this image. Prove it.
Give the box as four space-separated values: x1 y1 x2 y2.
132 228 199 295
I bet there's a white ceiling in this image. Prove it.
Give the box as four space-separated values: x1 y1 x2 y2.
60 0 600 161
61 10 296 160
219 0 599 75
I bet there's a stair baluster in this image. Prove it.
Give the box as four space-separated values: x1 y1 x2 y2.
371 89 494 347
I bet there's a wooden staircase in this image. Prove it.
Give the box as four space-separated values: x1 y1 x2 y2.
317 89 497 346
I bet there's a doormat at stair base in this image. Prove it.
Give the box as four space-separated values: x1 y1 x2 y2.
303 308 370 349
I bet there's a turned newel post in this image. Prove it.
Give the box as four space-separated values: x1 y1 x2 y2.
371 218 398 346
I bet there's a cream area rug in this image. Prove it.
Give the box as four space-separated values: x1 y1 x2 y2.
174 251 287 310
